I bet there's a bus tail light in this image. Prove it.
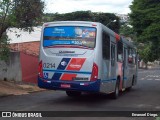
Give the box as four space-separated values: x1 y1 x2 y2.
90 63 98 81
38 60 43 78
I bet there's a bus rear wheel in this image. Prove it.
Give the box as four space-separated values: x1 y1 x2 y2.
126 76 134 91
66 91 81 97
110 80 119 99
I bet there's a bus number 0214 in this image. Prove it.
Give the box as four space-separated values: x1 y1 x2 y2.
43 63 55 68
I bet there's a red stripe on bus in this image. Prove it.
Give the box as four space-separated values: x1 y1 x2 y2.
115 33 120 41
61 58 86 80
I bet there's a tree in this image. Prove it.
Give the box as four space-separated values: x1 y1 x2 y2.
0 0 44 61
46 11 120 33
129 0 160 62
93 12 120 33
138 43 152 68
120 24 135 39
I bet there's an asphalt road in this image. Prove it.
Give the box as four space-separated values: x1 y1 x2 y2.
0 68 160 120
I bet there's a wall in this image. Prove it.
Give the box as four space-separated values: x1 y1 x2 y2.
0 52 39 83
9 41 40 83
10 41 40 56
20 52 38 83
0 52 22 81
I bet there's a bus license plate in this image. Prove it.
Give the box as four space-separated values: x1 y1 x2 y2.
61 84 71 88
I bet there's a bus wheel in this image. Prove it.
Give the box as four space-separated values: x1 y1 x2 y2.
66 91 81 97
111 80 119 99
126 76 134 91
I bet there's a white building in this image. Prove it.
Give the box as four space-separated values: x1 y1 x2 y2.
7 27 42 44
115 14 129 23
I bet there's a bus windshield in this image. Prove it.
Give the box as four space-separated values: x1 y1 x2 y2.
43 26 96 48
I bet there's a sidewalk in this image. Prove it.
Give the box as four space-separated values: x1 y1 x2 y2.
0 80 45 97
138 65 160 70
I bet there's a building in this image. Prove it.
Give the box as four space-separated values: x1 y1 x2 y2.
115 14 129 23
0 27 41 83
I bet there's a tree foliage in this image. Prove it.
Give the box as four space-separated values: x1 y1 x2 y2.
0 0 44 61
0 34 10 61
120 24 135 39
43 11 120 33
129 0 160 62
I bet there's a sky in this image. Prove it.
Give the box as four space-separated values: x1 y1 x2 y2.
9 0 134 43
44 0 133 14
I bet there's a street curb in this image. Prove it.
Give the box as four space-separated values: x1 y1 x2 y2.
0 89 46 98
0 93 14 98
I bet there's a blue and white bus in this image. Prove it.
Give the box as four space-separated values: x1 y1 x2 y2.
38 21 138 98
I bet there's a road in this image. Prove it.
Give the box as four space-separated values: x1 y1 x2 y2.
0 68 160 120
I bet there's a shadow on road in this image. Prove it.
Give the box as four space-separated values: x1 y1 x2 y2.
45 89 137 105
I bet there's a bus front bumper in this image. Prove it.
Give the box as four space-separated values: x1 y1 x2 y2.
38 77 100 92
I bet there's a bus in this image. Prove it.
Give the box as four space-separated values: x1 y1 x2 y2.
38 21 138 99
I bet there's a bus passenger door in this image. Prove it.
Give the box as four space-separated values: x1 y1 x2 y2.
111 43 116 91
123 48 128 88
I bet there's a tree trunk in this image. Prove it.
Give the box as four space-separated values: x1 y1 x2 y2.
0 26 9 41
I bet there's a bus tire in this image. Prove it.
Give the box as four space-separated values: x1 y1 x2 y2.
66 91 81 97
126 76 134 91
111 79 120 99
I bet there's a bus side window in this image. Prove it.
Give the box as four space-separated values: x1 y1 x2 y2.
111 44 115 66
102 32 110 60
117 41 123 62
132 49 136 64
128 48 133 64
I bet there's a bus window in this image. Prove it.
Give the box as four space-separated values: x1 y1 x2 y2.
43 26 96 48
117 41 123 62
102 32 110 60
128 48 133 64
111 44 116 66
132 49 136 64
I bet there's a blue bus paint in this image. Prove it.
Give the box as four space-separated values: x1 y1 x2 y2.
38 77 100 92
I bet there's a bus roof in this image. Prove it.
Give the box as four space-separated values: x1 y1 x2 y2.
43 21 101 27
121 37 136 49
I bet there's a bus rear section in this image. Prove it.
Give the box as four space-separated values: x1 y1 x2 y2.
38 22 100 96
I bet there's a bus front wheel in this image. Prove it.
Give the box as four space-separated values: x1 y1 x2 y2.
66 91 81 97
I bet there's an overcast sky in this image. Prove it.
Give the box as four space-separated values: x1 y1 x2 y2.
44 0 133 14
